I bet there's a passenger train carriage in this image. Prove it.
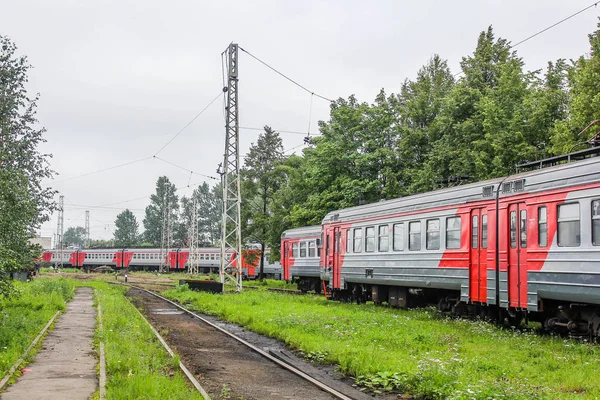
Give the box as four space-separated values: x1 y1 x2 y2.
41 248 281 279
281 226 322 292
315 151 600 338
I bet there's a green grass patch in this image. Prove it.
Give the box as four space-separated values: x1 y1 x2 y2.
89 281 204 399
243 278 297 290
0 277 75 378
163 287 600 399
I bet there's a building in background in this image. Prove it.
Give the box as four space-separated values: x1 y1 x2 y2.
29 235 51 250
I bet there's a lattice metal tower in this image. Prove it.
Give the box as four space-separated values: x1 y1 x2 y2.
56 195 64 271
187 194 199 274
85 210 90 248
159 192 172 273
220 43 243 291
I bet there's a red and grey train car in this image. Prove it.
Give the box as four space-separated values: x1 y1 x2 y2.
41 247 262 278
281 226 322 292
309 153 600 338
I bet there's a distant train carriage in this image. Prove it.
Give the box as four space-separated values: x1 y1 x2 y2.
316 150 600 337
281 226 322 293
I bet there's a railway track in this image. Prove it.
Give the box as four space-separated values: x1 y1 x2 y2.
123 284 371 400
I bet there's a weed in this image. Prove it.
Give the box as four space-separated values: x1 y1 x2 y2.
162 286 600 399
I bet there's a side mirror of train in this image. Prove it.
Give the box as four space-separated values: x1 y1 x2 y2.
316 238 321 247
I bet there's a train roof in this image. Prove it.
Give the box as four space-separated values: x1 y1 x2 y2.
323 155 600 224
281 225 321 239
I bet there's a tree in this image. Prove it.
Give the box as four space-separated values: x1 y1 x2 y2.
143 176 179 246
550 21 600 154
179 182 221 247
241 126 284 279
0 36 55 295
63 226 86 248
113 209 139 247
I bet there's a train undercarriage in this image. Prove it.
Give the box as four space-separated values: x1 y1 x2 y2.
328 282 600 341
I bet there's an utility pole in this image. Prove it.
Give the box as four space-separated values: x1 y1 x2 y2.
159 191 172 273
188 194 199 274
85 210 90 248
56 195 64 271
220 43 243 292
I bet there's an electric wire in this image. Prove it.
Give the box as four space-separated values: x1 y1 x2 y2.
453 2 599 77
52 156 153 183
239 46 334 103
153 155 218 180
154 92 223 156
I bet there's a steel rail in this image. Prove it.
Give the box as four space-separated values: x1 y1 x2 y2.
125 283 356 400
122 293 211 399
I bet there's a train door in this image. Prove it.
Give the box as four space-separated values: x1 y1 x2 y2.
507 203 528 309
332 227 341 289
469 209 487 303
282 242 290 280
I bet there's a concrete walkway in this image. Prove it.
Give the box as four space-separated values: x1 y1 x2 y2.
2 287 97 400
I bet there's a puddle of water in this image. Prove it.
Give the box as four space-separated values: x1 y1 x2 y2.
151 308 185 315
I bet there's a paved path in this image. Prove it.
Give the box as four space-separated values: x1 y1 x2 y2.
2 287 97 400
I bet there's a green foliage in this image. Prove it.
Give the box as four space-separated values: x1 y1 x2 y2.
241 126 285 277
90 282 204 399
63 226 87 248
0 36 55 296
550 21 600 154
113 209 139 247
179 182 221 247
0 278 74 377
143 176 179 246
163 288 600 399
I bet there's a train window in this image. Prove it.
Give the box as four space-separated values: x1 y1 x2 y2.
482 214 488 249
200 254 204 260
409 221 421 251
393 223 404 251
446 217 461 249
210 254 215 260
308 241 316 257
292 243 299 258
346 229 351 253
558 203 580 247
426 219 440 250
334 232 340 254
300 242 307 257
510 211 517 248
378 225 389 252
520 209 527 248
365 227 375 252
471 215 479 249
593 200 600 246
538 206 548 247
353 228 363 253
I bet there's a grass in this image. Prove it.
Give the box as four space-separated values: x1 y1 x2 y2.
163 286 600 400
89 281 204 399
0 278 75 378
243 278 297 290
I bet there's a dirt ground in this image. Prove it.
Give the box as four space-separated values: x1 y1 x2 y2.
128 288 349 400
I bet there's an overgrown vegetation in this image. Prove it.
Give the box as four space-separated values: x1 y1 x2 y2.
0 35 56 296
243 278 298 290
0 278 74 378
164 287 600 399
91 281 204 399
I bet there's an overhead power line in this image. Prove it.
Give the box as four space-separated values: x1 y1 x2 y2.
239 126 322 136
153 155 218 180
239 46 334 103
511 2 599 49
454 2 599 77
52 156 153 183
154 91 223 156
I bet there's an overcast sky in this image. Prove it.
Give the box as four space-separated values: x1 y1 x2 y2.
1 0 599 243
